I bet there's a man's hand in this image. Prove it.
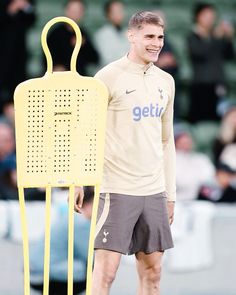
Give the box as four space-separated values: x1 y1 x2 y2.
73 186 84 214
167 201 175 225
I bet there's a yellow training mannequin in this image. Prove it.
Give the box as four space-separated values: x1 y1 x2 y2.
14 16 108 295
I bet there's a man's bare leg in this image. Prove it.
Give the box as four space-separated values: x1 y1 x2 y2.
135 251 164 295
92 249 122 295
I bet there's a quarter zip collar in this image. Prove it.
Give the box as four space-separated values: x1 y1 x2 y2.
122 55 154 74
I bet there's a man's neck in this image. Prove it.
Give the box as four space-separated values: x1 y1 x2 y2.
127 52 148 66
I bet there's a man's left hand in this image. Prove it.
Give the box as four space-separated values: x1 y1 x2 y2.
167 201 175 225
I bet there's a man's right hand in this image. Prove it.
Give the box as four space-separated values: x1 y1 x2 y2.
73 186 84 213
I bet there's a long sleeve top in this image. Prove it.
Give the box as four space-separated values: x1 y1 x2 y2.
95 55 176 201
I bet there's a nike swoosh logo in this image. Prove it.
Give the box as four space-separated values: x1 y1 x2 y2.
126 89 136 95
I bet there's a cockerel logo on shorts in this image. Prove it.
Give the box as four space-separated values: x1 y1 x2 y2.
103 230 109 243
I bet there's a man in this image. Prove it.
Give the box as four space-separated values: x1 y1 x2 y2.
187 2 234 123
0 121 16 200
174 125 215 201
45 0 99 75
74 11 176 295
94 0 129 67
198 144 236 203
0 0 36 108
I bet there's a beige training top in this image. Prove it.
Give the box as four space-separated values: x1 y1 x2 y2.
95 55 176 201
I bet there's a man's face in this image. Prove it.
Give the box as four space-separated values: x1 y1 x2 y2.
65 2 84 22
198 8 216 30
128 24 164 65
108 2 125 26
175 133 193 152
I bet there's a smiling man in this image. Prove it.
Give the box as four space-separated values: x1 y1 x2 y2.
74 11 176 295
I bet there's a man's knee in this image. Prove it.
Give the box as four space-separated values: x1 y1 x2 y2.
136 251 163 287
102 266 117 285
149 265 162 283
93 250 121 288
94 262 118 286
141 265 162 285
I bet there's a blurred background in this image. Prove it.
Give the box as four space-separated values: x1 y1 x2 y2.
0 0 236 294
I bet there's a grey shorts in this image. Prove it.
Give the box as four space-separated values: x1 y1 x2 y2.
94 192 174 255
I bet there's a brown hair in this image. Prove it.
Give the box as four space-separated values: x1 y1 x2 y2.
65 0 85 7
128 11 164 30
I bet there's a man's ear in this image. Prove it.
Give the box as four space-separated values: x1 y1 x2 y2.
127 29 135 43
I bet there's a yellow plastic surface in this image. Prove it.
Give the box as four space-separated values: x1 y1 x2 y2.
14 16 108 295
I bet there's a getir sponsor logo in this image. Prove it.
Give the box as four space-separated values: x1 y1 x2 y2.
133 103 164 121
